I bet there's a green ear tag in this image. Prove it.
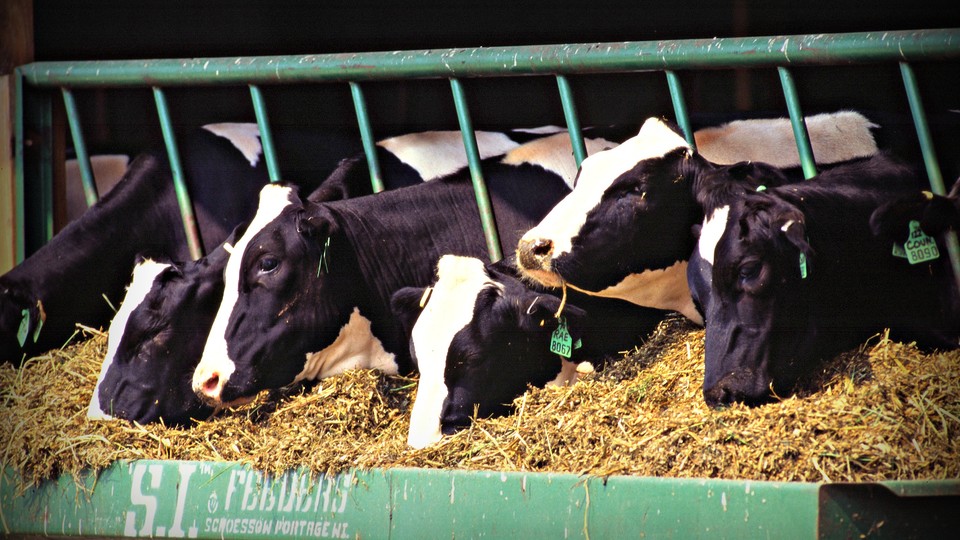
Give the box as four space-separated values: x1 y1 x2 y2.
317 237 331 276
550 317 573 358
905 220 940 265
17 309 30 348
32 314 43 343
891 242 908 259
756 185 767 192
798 252 809 279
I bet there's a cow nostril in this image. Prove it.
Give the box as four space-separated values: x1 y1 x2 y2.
203 373 220 395
531 238 553 258
703 384 733 408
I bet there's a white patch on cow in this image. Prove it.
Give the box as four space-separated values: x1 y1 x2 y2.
378 131 520 181
510 125 566 135
201 122 262 167
501 133 618 188
698 205 731 266
545 359 581 387
592 260 703 325
694 110 878 167
520 118 690 258
194 184 294 401
87 258 171 420
296 307 397 381
407 255 501 449
781 219 796 233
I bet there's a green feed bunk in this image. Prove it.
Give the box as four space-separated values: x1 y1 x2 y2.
6 28 960 538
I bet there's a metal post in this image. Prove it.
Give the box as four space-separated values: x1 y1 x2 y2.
152 87 204 260
61 88 99 207
665 70 696 150
450 78 502 262
899 61 960 290
13 70 25 263
777 67 817 179
249 84 281 182
555 74 587 170
349 82 385 193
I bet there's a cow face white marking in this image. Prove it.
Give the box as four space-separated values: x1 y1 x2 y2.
520 118 690 260
378 131 520 181
698 205 731 266
407 255 499 449
297 307 397 382
201 123 262 167
88 258 170 420
193 184 294 405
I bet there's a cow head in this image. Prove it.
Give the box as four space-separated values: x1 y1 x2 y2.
870 177 960 243
518 118 733 324
192 184 387 408
392 255 586 448
88 226 245 425
701 193 816 406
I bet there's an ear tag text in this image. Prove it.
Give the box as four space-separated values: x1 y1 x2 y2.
550 317 573 358
904 220 939 264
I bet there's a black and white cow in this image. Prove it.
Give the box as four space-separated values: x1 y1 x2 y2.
1 123 371 364
516 112 880 324
88 128 566 424
189 131 627 409
391 255 666 448
697 154 959 406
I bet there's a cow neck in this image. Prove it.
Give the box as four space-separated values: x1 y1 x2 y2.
2 153 183 351
323 178 489 309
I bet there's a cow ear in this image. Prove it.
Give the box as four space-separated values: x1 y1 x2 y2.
779 217 813 278
517 293 588 335
297 205 338 239
390 286 429 338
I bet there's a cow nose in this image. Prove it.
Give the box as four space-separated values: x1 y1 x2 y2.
194 369 224 405
703 382 738 408
517 237 554 270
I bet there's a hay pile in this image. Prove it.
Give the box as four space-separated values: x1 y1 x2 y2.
2 318 958 489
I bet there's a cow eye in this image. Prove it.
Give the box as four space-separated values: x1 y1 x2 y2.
738 261 762 280
258 257 279 274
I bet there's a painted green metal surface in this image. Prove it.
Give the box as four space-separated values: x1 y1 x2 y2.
61 88 99 207
665 70 695 149
349 82 385 194
18 29 960 87
249 84 281 183
777 67 818 180
555 74 587 170
450 78 502 263
152 87 204 260
2 461 955 539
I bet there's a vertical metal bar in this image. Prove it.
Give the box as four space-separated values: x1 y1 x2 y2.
777 66 817 179
665 70 696 150
61 88 99 206
249 84 281 182
555 75 587 170
152 87 204 260
899 61 960 290
13 70 25 263
349 82 385 193
37 92 54 245
450 78 502 262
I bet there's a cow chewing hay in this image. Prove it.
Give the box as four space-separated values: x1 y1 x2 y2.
1 322 958 490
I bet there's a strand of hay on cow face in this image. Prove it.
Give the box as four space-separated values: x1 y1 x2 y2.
1 320 957 489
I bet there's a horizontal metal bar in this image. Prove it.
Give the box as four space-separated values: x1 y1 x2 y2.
19 29 960 88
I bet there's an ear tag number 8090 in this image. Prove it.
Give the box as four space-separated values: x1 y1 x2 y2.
904 220 939 265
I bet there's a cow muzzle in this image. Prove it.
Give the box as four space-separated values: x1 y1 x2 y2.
516 237 563 287
192 365 228 407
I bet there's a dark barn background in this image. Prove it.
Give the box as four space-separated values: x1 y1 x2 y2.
27 0 960 159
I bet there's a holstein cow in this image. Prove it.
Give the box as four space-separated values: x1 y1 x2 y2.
191 131 626 409
391 255 667 449
88 128 565 424
516 112 880 324
1 123 367 364
697 153 959 406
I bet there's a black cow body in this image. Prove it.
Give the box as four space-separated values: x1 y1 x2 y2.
699 154 960 406
89 128 555 425
1 124 363 363
391 255 667 448
192 158 575 408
